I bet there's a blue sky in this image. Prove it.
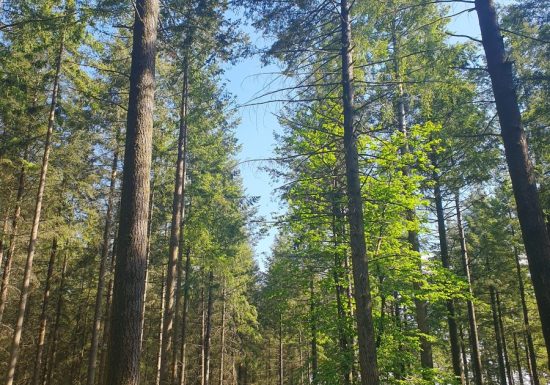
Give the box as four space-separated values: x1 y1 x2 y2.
224 1 512 270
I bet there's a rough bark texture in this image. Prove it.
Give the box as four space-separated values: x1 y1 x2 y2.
432 169 464 383
0 164 24 324
475 0 550 364
87 140 119 385
339 0 379 383
105 0 159 383
455 193 483 385
4 36 63 385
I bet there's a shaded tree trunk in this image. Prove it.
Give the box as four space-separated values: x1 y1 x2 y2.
204 272 214 385
310 277 318 385
178 247 191 385
105 0 159 383
496 290 514 385
513 333 524 385
432 167 464 383
460 324 471 385
86 137 119 385
475 0 550 364
455 193 484 385
339 0 379 383
219 281 226 385
279 315 283 385
4 35 64 385
490 286 508 385
0 164 25 324
157 270 167 385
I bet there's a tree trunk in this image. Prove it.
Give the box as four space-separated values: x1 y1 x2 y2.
512 240 539 385
339 0 379 383
279 316 283 385
310 277 318 385
496 290 514 385
44 253 67 385
105 0 159 383
4 35 64 385
205 272 214 385
0 164 25 324
157 271 167 385
31 238 58 385
522 333 534 385
490 286 508 385
513 333 524 385
178 247 191 385
432 168 464 383
455 193 484 385
475 0 550 364
460 325 471 385
87 137 119 385
219 281 226 385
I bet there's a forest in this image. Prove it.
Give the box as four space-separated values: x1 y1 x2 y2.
0 0 549 385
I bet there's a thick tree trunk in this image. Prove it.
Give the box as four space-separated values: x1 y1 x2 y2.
339 0 379 383
31 238 58 385
513 242 539 385
0 164 24 324
4 35 64 385
475 0 550 364
87 139 119 385
105 0 159 383
513 333 524 385
432 168 464 383
490 286 508 385
455 193 484 385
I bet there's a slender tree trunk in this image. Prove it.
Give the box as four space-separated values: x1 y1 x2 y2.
512 240 539 385
0 164 25 324
105 0 159 383
160 56 189 385
0 203 9 275
219 281 226 385
522 333 534 385
513 333 524 385
455 193 484 385
339 0 379 383
4 35 64 385
496 290 514 385
475 0 550 365
310 277 318 385
44 253 67 385
460 325 471 385
432 168 464 383
87 138 119 385
98 238 117 385
279 315 283 385
141 180 155 352
201 282 207 385
392 25 433 370
157 271 167 385
178 247 191 385
490 286 508 385
204 272 214 385
31 238 58 385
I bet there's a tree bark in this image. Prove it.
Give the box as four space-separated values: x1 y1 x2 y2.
512 239 539 385
455 193 483 385
157 270 167 385
513 333 524 385
44 253 68 385
475 0 550 365
0 164 25 324
31 238 58 385
490 286 508 385
178 247 191 385
432 167 464 383
339 0 379 383
460 325 471 385
204 272 214 385
87 136 119 385
4 35 64 385
105 0 159 383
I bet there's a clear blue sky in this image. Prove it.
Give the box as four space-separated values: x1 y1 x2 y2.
224 1 513 270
